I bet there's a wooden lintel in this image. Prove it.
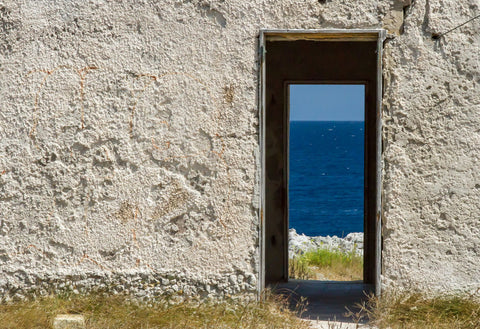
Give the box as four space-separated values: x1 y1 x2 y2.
265 32 380 42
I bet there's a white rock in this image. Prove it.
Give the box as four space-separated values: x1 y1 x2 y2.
289 229 364 259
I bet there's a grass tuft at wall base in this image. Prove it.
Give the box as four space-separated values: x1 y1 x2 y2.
0 291 310 329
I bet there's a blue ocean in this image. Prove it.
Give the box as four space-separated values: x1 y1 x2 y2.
289 121 364 237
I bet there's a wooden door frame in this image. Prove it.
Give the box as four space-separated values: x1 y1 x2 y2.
257 29 386 296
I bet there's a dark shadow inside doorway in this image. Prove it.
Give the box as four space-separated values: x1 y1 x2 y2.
274 280 372 322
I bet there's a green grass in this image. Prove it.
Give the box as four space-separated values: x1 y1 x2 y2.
289 247 363 281
0 292 310 329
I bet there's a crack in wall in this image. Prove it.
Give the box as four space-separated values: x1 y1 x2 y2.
384 0 414 35
401 0 414 34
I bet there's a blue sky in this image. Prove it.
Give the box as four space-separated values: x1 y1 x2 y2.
289 84 365 121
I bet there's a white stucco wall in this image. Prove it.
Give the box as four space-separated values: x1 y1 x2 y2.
0 0 479 299
382 0 480 294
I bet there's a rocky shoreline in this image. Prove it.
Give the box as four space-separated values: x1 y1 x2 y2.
288 229 364 258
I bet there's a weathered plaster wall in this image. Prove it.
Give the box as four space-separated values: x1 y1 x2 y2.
382 0 480 294
0 0 479 299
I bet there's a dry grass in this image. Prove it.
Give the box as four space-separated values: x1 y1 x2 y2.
289 256 315 280
358 291 480 329
289 248 363 281
0 292 310 329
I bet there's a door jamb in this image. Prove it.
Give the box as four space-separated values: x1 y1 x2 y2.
257 29 386 297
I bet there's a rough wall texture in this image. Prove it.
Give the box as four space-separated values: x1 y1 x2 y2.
0 0 479 299
382 0 480 294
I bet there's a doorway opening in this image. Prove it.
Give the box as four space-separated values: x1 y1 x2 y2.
259 30 385 319
288 84 365 283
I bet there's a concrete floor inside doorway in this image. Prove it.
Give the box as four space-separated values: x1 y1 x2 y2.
272 280 374 328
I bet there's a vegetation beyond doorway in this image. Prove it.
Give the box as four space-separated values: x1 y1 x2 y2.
289 247 363 281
